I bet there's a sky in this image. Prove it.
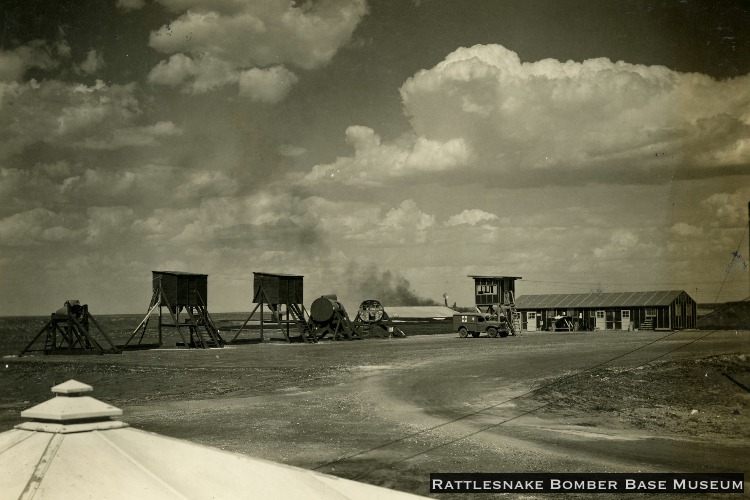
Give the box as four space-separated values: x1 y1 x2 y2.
1 0 749 315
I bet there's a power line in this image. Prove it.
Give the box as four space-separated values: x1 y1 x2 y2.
714 225 749 304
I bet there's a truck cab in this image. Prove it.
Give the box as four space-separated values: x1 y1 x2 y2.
453 313 510 338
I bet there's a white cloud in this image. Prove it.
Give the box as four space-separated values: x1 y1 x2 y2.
0 208 83 246
593 230 645 259
147 0 367 97
0 40 60 82
78 121 182 150
76 49 105 75
147 53 240 93
85 206 135 245
278 144 307 157
305 44 750 188
0 79 182 158
400 44 750 176
670 222 703 238
701 187 750 226
305 126 471 185
445 209 499 226
238 66 298 103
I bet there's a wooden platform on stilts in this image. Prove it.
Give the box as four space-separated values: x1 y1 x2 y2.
122 271 224 350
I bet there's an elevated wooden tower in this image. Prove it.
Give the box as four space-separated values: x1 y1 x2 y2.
19 300 120 356
231 272 313 343
124 271 224 349
468 275 522 335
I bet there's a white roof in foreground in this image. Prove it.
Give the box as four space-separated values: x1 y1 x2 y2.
1 380 428 500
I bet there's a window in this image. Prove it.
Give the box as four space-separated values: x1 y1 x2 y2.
476 284 497 295
675 304 682 315
596 311 605 319
590 310 595 317
645 308 656 317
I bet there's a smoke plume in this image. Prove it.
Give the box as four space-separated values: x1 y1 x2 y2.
344 263 440 307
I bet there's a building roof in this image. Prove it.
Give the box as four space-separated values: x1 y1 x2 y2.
515 290 689 309
385 306 458 319
467 275 522 279
253 271 305 278
152 270 208 277
1 380 427 500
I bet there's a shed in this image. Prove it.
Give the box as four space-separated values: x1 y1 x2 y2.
468 275 522 309
253 272 304 305
0 380 427 499
515 290 697 332
153 270 208 307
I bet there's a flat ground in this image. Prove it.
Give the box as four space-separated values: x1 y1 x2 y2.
1 328 749 499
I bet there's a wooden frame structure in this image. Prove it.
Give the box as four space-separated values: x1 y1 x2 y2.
231 272 313 343
19 300 120 356
468 275 522 335
351 299 405 339
124 271 224 349
307 295 359 341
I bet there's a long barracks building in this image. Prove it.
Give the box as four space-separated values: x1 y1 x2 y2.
514 290 697 332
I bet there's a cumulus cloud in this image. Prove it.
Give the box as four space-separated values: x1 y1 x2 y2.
75 49 105 75
147 53 240 93
305 126 471 185
0 208 84 246
147 0 367 97
238 66 298 103
404 45 750 172
77 121 182 150
85 206 135 245
701 187 750 226
445 209 499 226
0 40 61 82
0 79 181 158
278 144 307 157
307 44 750 188
670 222 703 238
593 230 653 259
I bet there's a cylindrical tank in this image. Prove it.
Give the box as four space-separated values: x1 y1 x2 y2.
310 296 346 324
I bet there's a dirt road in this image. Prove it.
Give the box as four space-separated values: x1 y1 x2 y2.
2 329 748 498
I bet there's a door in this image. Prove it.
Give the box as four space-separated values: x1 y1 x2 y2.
595 310 606 330
526 312 537 331
512 312 522 332
621 310 631 330
606 310 616 330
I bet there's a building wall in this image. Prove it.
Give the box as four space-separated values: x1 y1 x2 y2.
518 302 695 331
253 274 304 305
473 277 517 308
153 272 208 307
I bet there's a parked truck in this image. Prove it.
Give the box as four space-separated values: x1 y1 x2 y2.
453 313 510 338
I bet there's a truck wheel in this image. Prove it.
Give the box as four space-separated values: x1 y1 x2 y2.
472 332 480 338
458 327 468 338
499 330 509 338
487 327 498 338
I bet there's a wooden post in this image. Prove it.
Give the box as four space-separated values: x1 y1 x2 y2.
158 302 163 345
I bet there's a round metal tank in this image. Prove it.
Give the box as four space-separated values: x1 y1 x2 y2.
310 296 345 324
357 300 385 324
